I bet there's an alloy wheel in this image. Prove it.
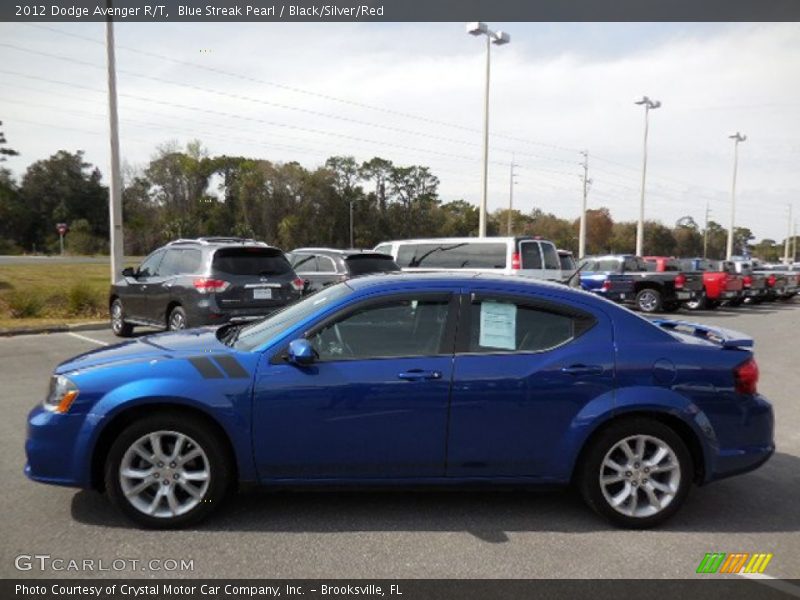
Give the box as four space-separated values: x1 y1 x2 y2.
599 434 681 518
119 431 210 518
638 291 658 312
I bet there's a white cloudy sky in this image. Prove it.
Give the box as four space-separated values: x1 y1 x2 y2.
0 21 798 242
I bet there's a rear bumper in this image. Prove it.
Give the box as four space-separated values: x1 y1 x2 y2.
187 294 301 326
704 393 775 483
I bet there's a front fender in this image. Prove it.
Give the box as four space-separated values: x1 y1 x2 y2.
73 377 255 487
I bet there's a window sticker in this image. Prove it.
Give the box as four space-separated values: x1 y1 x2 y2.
479 301 517 350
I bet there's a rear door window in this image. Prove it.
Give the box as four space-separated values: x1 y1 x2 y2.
541 243 560 270
158 249 183 276
212 247 292 277
317 256 337 273
396 243 506 269
292 254 318 274
519 242 542 269
180 249 203 274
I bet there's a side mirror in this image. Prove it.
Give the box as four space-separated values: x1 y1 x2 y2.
287 339 317 366
122 267 136 278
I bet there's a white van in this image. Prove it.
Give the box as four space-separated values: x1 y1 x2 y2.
373 237 563 282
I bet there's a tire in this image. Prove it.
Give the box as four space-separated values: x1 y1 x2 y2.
635 288 663 313
685 294 706 311
706 300 720 310
577 418 693 529
110 298 134 337
167 305 188 331
104 413 232 528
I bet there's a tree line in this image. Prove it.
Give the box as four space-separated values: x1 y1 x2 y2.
0 141 794 262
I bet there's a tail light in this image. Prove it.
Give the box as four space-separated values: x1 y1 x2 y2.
675 273 686 289
601 279 612 291
742 274 752 288
767 274 776 287
511 252 521 270
734 358 759 395
290 278 305 292
192 278 230 293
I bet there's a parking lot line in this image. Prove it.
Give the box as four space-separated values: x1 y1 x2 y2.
739 574 800 598
66 332 108 346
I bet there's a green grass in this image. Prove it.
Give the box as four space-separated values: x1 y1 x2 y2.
0 262 120 329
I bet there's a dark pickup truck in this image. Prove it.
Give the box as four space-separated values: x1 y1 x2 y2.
730 260 769 304
581 255 703 313
754 263 799 301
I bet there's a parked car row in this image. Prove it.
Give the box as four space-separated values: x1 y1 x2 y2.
109 236 798 337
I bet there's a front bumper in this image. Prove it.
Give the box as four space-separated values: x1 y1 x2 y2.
25 405 90 488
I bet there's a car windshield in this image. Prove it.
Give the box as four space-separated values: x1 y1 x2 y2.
230 282 352 351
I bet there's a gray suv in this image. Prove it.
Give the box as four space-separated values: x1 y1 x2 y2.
109 237 303 337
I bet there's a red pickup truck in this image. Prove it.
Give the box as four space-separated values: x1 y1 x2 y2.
644 257 743 310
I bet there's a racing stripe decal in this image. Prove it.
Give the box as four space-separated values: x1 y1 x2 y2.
188 356 225 379
213 355 249 379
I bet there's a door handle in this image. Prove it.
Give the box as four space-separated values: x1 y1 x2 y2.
397 369 442 381
561 364 604 376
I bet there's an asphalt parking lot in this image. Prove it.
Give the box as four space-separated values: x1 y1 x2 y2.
1 301 799 581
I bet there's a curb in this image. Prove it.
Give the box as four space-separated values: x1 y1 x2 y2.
0 321 109 337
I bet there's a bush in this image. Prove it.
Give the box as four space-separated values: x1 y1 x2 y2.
6 290 44 318
66 282 103 317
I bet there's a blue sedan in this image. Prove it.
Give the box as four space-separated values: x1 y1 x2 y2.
25 274 774 528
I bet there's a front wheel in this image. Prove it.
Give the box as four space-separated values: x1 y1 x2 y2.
635 288 663 313
578 419 693 528
110 298 134 337
105 414 232 528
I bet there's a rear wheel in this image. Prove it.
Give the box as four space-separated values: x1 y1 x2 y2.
578 418 693 528
685 294 706 311
110 298 134 337
635 288 663 313
104 414 231 528
167 306 188 331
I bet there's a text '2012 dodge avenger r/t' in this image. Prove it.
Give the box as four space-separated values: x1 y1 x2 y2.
26 274 774 529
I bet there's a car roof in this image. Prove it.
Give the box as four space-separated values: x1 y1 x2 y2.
377 236 550 245
292 248 393 259
344 271 594 299
167 237 280 251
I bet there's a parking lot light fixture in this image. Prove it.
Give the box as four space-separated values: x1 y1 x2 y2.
466 22 511 238
634 96 661 256
726 132 747 260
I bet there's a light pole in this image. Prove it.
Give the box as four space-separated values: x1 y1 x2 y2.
349 200 354 248
785 204 793 264
634 96 661 256
105 3 124 282
467 21 510 238
703 202 711 259
726 132 747 260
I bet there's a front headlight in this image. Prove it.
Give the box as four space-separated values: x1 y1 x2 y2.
44 375 79 413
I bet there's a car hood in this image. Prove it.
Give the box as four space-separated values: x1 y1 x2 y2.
55 328 228 374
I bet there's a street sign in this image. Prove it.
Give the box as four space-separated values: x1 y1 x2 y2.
56 223 68 235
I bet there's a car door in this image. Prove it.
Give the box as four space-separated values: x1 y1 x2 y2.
251 292 458 480
125 250 165 321
146 248 182 324
446 290 615 480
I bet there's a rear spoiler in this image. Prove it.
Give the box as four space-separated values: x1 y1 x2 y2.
651 319 754 348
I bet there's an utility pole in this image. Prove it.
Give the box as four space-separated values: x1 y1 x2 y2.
507 158 517 236
785 204 793 264
106 3 124 282
726 132 746 260
703 202 711 259
349 200 354 248
793 220 797 262
579 150 591 258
